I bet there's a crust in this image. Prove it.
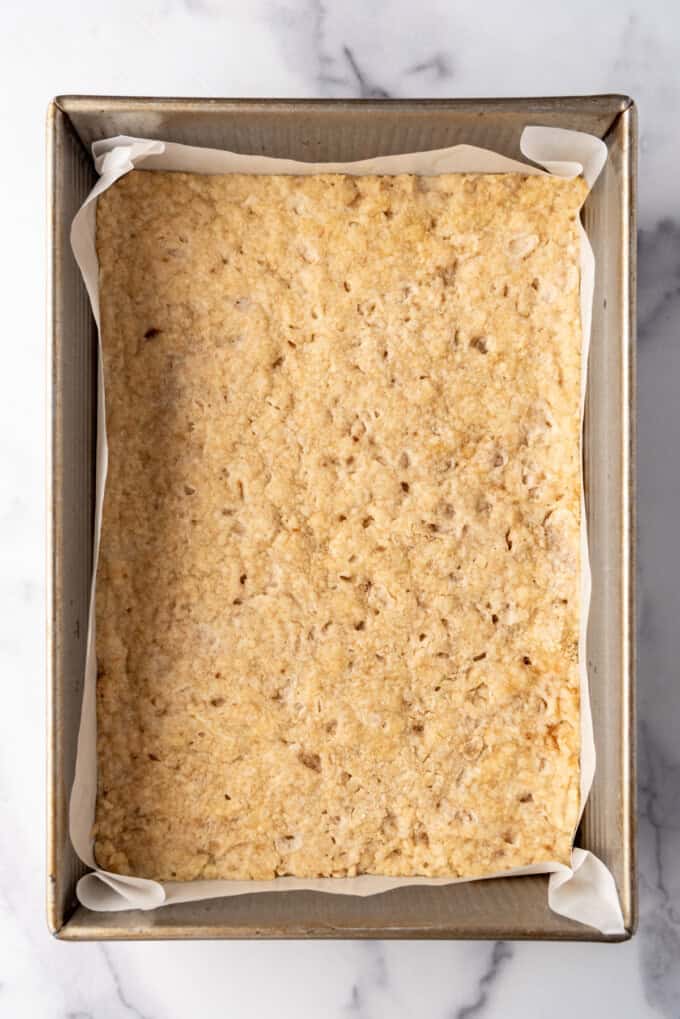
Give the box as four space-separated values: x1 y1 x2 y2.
94 170 586 880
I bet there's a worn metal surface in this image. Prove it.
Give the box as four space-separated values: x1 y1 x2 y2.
47 95 636 941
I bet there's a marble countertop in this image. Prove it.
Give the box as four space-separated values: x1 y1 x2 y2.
2 0 679 1015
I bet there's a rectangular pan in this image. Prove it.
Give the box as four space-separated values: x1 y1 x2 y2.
47 95 636 940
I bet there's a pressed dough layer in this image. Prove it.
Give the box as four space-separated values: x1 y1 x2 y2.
94 169 587 880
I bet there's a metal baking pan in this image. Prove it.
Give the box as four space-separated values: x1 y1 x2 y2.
47 95 636 941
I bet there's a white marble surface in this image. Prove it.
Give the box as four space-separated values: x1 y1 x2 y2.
1 0 679 1015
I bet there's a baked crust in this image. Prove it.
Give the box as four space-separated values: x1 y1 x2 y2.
94 169 586 880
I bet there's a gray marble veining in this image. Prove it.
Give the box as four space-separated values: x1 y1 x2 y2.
1 0 678 1016
452 942 515 1019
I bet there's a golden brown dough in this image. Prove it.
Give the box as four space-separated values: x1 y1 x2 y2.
94 169 586 881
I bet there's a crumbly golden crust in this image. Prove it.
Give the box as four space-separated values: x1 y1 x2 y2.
94 169 586 881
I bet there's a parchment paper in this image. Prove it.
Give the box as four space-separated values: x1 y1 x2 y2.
69 126 624 934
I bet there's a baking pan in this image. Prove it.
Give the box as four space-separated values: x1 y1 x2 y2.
47 95 636 941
